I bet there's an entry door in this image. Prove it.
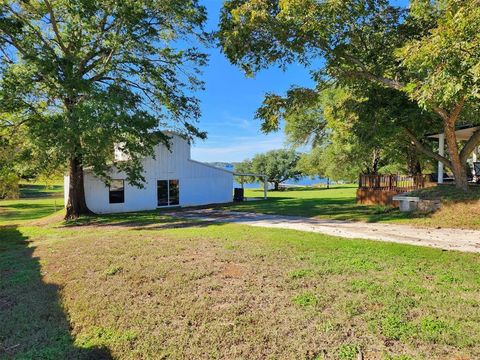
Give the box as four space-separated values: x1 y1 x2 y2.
157 180 180 207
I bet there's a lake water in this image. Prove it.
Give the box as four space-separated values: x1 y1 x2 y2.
233 176 331 189
220 164 330 189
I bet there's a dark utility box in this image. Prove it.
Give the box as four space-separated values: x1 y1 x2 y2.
234 188 244 202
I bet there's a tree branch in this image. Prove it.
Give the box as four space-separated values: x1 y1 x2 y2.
78 14 113 74
86 48 116 82
460 127 480 163
341 54 405 90
4 4 55 55
340 53 457 123
44 0 69 54
0 35 28 58
431 106 449 121
448 97 465 124
0 47 14 63
403 127 452 170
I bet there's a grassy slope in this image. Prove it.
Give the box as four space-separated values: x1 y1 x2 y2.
408 185 480 201
1 214 479 359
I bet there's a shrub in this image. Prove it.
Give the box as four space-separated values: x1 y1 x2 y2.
0 171 19 199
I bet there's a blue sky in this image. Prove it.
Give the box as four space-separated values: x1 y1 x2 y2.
191 0 408 163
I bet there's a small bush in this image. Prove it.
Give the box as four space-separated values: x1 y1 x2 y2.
0 172 19 199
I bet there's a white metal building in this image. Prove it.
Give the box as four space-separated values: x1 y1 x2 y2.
64 134 234 214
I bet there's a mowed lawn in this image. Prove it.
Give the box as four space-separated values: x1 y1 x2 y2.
222 185 480 229
1 184 480 359
1 212 480 359
0 182 64 226
223 185 406 222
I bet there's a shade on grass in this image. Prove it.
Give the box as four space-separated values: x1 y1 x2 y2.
223 185 409 222
1 213 479 359
0 198 64 225
0 181 64 225
222 185 480 229
19 182 64 199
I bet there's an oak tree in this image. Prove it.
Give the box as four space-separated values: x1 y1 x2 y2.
218 0 480 190
0 0 208 218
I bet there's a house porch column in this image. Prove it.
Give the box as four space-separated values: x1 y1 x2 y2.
438 133 445 184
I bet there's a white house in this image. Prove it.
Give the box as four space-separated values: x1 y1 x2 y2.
64 134 234 214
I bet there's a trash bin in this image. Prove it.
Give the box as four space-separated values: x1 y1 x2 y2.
233 188 244 202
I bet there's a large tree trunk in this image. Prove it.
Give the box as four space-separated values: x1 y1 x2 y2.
273 181 279 191
371 149 381 174
65 156 92 220
444 119 468 191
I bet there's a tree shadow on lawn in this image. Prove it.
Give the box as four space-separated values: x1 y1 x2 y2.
61 210 225 231
224 196 415 223
20 184 64 199
0 226 112 359
130 220 223 231
0 202 62 223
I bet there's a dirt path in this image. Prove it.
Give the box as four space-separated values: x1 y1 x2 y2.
168 209 480 253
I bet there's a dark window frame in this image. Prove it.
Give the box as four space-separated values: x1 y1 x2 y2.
157 179 180 207
168 179 179 206
157 180 169 207
109 179 125 204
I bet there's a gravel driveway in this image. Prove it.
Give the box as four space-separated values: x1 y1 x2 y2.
168 209 480 253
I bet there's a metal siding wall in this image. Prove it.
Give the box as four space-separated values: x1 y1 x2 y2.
180 173 233 206
68 134 233 213
64 176 69 206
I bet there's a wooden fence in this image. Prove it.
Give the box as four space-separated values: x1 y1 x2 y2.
357 174 428 206
358 174 427 192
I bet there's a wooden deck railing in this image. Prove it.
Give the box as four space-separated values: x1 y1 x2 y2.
358 174 427 192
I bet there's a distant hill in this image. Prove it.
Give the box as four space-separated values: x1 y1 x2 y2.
207 162 235 171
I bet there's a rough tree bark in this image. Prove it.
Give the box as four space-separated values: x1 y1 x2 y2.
64 95 93 219
444 120 468 190
273 181 280 191
436 100 468 190
371 149 381 175
65 156 92 220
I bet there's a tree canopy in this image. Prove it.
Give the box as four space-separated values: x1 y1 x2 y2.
237 149 302 190
0 0 209 217
218 0 480 190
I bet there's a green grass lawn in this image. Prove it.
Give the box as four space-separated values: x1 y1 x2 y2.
2 182 479 229
2 184 480 358
0 182 64 225
223 185 409 222
219 185 480 229
1 212 479 359
19 181 64 199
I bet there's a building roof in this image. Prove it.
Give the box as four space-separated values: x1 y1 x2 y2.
427 125 480 141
